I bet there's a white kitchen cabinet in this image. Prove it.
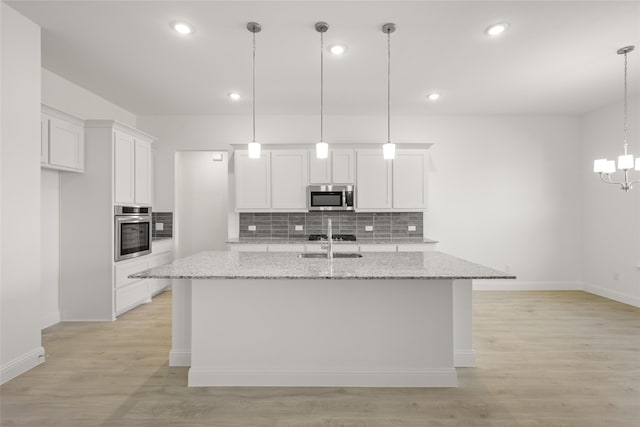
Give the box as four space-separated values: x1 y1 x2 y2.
331 149 355 183
308 148 354 184
356 150 392 210
271 150 308 210
114 258 151 316
234 150 271 211
113 130 135 204
393 150 428 209
41 105 84 173
148 239 173 296
114 131 152 206
134 140 152 205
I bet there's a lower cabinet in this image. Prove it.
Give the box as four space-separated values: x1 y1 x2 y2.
114 239 173 317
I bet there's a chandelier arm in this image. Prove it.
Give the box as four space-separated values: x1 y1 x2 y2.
599 173 622 185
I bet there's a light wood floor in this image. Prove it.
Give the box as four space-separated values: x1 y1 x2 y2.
1 290 638 427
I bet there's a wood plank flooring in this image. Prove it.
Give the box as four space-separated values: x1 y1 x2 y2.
1 290 638 426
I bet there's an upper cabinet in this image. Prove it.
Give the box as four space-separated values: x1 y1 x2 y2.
356 150 392 210
393 150 428 210
271 150 308 210
41 105 85 173
233 144 431 212
234 150 271 210
113 131 153 206
308 148 354 184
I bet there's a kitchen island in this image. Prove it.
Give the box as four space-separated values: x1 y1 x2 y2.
132 251 514 387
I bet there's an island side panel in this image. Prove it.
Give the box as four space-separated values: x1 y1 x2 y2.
453 279 475 367
169 279 191 366
189 278 457 387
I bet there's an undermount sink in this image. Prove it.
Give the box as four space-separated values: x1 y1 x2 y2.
298 252 363 259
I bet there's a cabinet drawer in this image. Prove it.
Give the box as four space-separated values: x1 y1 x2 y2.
152 239 173 254
359 244 397 252
268 244 305 252
397 244 436 252
115 280 149 315
115 258 149 289
149 252 172 268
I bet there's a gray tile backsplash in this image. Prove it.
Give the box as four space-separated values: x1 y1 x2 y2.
239 212 423 240
152 212 173 238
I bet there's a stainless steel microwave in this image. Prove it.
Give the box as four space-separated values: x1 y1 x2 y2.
307 185 355 211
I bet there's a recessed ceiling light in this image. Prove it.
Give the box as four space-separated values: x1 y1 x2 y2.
329 45 346 55
486 23 508 36
172 21 194 35
228 92 241 101
426 93 440 101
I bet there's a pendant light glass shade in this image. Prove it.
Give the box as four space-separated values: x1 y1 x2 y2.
316 22 329 159
316 141 329 159
247 22 261 159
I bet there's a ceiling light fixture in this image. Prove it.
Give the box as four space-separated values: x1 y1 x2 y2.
247 22 262 159
382 23 396 160
593 45 639 192
172 22 194 35
315 22 329 159
329 45 345 55
486 23 508 36
229 92 241 101
427 93 441 101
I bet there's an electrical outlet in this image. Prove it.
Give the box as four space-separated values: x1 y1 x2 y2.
295 225 303 231
408 225 416 231
248 225 257 231
365 225 373 232
155 223 164 231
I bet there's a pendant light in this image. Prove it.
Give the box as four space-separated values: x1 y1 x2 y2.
315 22 329 159
247 22 262 159
593 45 639 191
382 23 396 160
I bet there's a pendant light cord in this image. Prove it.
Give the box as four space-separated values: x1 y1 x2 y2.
387 30 391 144
623 51 628 154
321 31 324 142
252 29 256 143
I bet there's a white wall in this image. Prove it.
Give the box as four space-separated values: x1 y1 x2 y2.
581 96 640 307
137 114 583 286
1 3 45 384
42 68 136 127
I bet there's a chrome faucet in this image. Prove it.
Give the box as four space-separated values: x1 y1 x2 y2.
321 219 334 259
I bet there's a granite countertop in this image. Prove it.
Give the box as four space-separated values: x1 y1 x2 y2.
226 238 439 244
130 250 514 280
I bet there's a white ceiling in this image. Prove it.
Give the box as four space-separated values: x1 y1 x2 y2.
7 0 640 116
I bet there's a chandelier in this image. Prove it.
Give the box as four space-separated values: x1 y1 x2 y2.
593 45 638 191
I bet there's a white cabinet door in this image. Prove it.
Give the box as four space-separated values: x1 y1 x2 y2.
356 150 392 210
271 150 308 210
393 150 428 209
234 150 271 210
308 150 331 184
332 149 355 183
41 113 50 164
134 140 152 206
48 116 84 171
113 131 135 205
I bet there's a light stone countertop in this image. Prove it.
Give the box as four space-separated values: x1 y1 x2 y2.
226 238 439 244
130 250 514 280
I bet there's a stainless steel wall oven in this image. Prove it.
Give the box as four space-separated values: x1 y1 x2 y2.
114 206 152 262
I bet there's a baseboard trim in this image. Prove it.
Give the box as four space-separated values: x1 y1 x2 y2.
0 346 45 385
454 350 476 367
41 310 61 330
188 368 458 388
169 350 191 367
473 280 583 291
583 282 640 308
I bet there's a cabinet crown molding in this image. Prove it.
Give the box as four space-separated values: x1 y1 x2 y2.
84 120 157 142
230 142 433 151
41 104 84 126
